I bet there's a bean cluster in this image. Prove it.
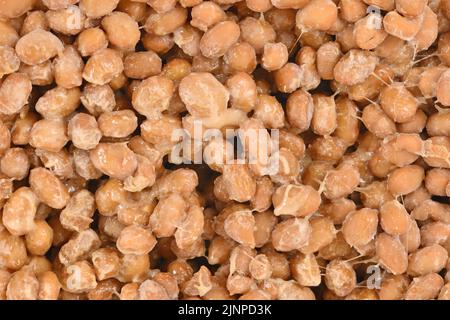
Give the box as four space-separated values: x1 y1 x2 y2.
0 0 449 300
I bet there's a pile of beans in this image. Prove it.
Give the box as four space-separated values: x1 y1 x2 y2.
0 0 449 301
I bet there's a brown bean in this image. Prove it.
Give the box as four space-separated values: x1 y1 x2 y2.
376 233 408 275
271 218 311 252
200 21 240 58
82 48 124 85
334 49 379 86
29 168 70 209
68 113 102 150
179 72 229 118
296 0 338 31
144 5 188 36
387 165 425 196
15 29 64 65
407 245 448 276
239 16 276 53
272 184 321 217
89 143 138 180
405 273 444 300
342 208 378 248
0 73 32 115
98 110 137 138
